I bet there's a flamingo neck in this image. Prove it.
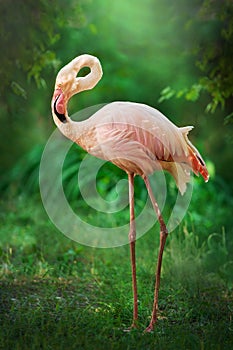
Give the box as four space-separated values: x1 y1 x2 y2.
76 55 103 92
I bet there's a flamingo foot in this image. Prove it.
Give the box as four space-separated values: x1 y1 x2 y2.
144 323 155 333
123 321 138 332
131 321 138 329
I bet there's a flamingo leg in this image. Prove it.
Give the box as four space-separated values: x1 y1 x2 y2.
128 173 138 328
143 175 168 332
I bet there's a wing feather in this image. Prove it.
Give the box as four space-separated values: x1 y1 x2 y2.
74 101 208 193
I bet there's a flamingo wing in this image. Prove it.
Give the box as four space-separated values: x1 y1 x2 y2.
87 125 159 175
74 101 209 194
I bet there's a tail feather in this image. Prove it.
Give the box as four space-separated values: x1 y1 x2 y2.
189 150 209 182
172 163 191 195
161 161 191 195
180 125 209 183
162 125 209 195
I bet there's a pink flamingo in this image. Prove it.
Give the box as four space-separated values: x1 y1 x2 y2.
51 54 209 332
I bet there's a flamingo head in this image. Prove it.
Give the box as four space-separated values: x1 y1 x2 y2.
51 54 103 123
51 60 80 118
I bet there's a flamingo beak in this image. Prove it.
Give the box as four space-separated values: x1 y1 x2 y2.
55 92 65 114
52 87 67 123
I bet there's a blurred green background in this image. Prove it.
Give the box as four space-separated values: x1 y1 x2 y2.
0 0 233 349
0 0 232 182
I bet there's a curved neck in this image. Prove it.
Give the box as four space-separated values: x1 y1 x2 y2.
75 55 103 93
52 54 103 130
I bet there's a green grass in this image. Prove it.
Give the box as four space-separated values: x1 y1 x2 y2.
0 278 232 350
0 183 233 349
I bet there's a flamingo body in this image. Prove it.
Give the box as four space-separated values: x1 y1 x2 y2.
57 100 208 194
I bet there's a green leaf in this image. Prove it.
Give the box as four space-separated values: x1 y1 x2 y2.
158 86 175 103
11 82 27 99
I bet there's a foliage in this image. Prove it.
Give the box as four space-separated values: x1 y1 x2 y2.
0 0 87 100
160 0 233 117
0 0 85 172
0 144 43 196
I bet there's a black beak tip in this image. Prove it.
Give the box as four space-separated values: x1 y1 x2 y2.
53 96 67 123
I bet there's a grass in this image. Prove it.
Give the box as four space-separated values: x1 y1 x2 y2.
0 278 232 350
0 178 233 349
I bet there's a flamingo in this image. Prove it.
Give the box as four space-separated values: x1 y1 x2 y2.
51 54 209 332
